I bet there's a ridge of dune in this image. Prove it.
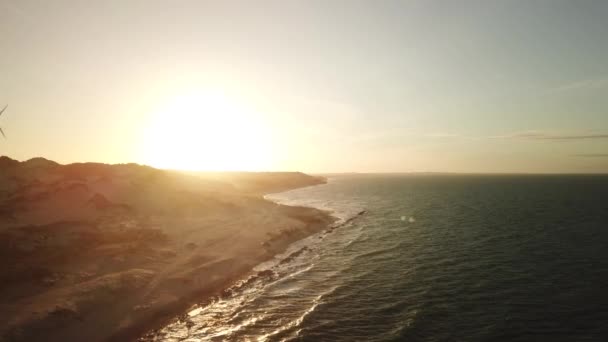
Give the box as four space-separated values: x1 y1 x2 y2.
0 156 334 342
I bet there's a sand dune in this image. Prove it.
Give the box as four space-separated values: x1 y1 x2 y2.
0 156 334 341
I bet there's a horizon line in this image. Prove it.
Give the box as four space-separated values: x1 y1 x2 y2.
3 155 608 175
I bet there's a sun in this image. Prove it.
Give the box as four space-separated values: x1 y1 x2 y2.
140 89 274 171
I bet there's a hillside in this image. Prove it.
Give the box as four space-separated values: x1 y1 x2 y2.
0 156 333 342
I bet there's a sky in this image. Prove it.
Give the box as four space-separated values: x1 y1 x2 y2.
1 0 608 173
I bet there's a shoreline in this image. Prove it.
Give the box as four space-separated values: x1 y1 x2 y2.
138 208 369 341
122 201 339 341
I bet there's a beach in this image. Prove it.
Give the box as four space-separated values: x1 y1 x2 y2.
0 157 335 341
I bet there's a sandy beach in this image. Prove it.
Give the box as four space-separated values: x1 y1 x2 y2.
0 156 335 341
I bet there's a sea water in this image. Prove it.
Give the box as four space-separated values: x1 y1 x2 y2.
151 174 608 341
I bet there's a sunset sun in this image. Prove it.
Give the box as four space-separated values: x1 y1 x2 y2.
140 90 274 171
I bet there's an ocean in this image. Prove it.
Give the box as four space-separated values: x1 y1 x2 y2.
152 174 608 341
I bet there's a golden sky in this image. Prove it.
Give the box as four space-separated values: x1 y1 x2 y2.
2 1 608 173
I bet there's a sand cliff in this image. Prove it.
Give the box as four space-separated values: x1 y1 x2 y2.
0 156 334 341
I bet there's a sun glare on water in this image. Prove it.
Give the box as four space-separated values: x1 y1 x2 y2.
140 90 274 171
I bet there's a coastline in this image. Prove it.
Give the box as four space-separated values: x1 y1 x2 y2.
141 197 369 341
122 199 338 342
0 157 336 342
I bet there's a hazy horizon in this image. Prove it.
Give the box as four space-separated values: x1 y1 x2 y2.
2 0 608 173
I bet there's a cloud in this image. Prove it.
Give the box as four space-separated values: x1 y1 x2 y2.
493 131 608 141
424 133 463 138
551 77 608 93
426 130 608 142
571 154 608 158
